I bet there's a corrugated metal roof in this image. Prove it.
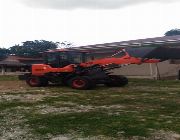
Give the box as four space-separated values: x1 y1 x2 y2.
0 56 43 66
0 61 26 66
67 35 180 52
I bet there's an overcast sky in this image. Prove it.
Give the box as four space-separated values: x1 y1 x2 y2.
0 0 180 48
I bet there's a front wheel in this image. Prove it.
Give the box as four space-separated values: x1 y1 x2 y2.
68 76 94 90
26 76 48 87
105 75 128 87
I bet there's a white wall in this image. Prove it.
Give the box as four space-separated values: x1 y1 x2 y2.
112 60 180 79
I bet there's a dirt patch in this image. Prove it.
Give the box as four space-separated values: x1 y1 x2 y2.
49 131 180 140
0 110 37 140
0 81 28 93
37 104 125 114
150 130 180 140
50 135 116 140
0 93 49 103
50 135 70 140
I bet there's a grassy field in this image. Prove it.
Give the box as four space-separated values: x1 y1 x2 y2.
0 76 180 139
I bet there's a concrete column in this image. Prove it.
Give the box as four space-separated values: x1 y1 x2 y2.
155 63 160 80
149 63 153 79
1 65 5 75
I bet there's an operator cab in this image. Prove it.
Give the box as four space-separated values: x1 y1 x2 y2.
44 50 87 68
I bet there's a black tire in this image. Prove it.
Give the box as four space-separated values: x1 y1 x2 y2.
68 76 94 90
83 76 96 89
105 75 128 87
26 76 42 87
40 77 49 87
26 76 48 87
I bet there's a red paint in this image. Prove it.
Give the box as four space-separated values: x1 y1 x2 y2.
72 79 86 88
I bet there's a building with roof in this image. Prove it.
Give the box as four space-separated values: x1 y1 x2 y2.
0 56 43 75
1 35 180 79
68 35 180 79
68 35 180 52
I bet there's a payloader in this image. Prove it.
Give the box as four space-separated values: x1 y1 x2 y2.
24 49 159 89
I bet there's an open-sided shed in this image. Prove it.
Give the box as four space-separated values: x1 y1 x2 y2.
68 35 180 79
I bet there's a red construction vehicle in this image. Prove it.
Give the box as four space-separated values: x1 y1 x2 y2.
24 49 159 89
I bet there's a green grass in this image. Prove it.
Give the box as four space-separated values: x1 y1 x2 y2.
0 101 35 110
28 112 148 137
0 78 180 139
0 75 18 81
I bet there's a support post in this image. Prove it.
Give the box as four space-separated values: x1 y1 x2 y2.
1 65 5 75
149 63 153 79
155 63 161 80
178 70 180 80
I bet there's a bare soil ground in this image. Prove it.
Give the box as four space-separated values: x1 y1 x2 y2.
0 81 27 91
0 77 180 140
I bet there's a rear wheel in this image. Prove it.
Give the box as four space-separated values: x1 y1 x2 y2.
68 76 94 90
105 75 128 87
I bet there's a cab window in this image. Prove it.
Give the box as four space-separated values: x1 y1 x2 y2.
45 52 59 68
59 52 70 67
68 52 86 63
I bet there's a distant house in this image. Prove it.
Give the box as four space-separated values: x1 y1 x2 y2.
0 55 43 75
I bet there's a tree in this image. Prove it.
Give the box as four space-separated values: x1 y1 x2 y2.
0 48 10 60
10 40 59 57
58 41 74 49
164 29 180 36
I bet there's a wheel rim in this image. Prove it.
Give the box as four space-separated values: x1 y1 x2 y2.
29 78 39 86
73 79 86 88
